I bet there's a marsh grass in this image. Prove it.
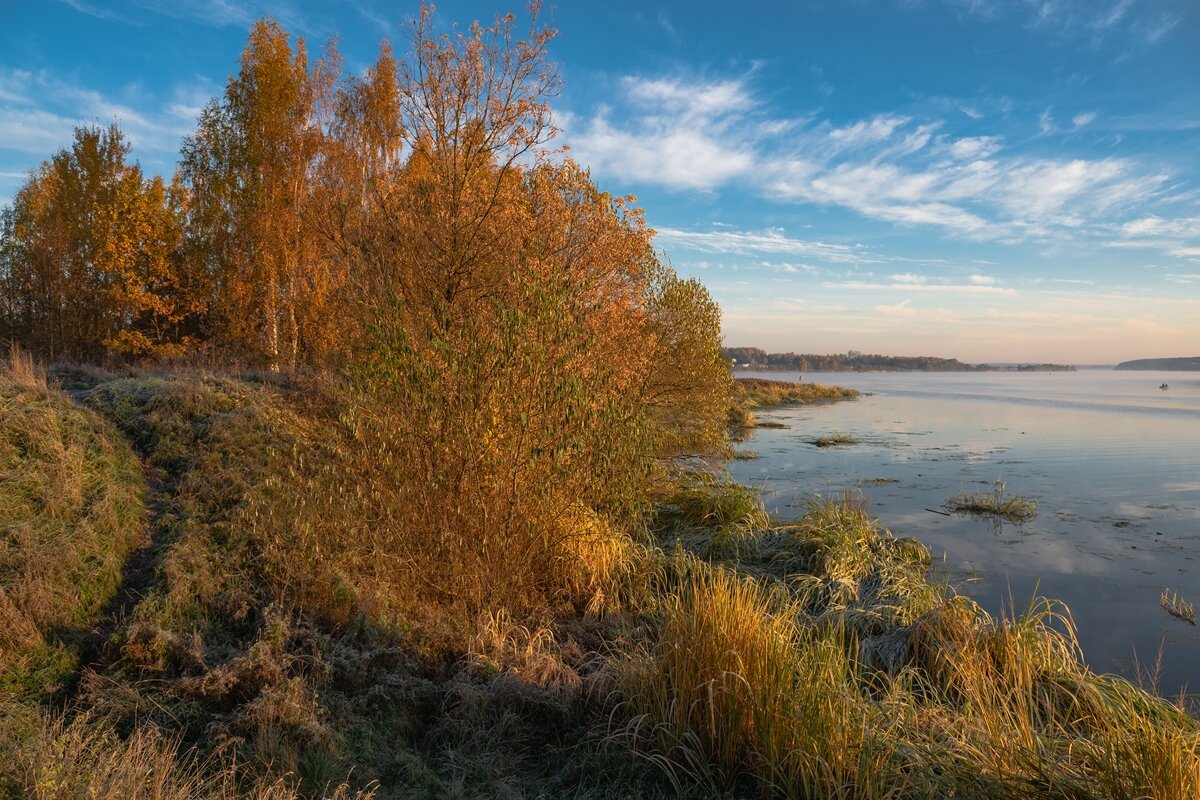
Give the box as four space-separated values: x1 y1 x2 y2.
611 565 880 797
4 367 1198 799
1161 588 1197 625
811 431 858 447
732 377 859 407
727 378 856 438
653 475 770 561
616 496 1200 798
945 480 1038 524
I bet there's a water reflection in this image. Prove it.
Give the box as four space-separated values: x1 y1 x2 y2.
729 370 1200 698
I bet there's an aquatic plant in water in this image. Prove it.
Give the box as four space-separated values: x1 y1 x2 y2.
944 480 1038 525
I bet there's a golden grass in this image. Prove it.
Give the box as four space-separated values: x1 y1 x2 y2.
727 378 858 438
7 707 375 799
612 565 894 797
615 494 1200 798
1161 588 1197 625
5 344 46 392
944 480 1038 525
0 356 145 698
5 366 1196 799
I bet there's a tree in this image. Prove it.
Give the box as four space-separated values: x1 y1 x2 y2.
179 19 340 369
0 124 186 360
643 261 732 462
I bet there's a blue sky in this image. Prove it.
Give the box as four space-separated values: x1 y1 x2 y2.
2 0 1198 363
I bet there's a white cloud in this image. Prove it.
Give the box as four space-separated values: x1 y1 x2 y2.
969 273 996 284
0 68 200 158
562 70 1188 256
563 76 758 190
653 226 871 264
1120 216 1200 238
59 0 136 23
950 135 1002 160
825 280 1018 295
828 114 908 146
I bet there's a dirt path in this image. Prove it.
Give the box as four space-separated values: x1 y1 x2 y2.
58 401 173 706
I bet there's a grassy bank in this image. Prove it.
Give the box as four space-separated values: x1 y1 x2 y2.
729 377 859 432
0 352 145 701
1 363 1196 798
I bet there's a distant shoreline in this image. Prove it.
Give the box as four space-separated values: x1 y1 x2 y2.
1114 356 1200 371
723 348 1075 373
732 365 1076 373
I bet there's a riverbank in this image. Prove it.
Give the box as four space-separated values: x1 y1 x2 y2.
1 361 1197 798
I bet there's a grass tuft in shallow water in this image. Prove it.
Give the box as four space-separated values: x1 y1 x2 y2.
811 431 858 447
1161 588 1197 626
944 480 1038 524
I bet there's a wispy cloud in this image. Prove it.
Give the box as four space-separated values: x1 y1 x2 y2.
1105 215 1200 260
653 226 872 264
824 280 1018 295
58 0 138 23
0 68 200 156
562 76 759 190
567 73 1185 251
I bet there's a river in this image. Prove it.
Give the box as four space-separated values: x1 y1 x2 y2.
728 368 1200 698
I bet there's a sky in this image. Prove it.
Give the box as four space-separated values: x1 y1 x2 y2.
1 0 1198 363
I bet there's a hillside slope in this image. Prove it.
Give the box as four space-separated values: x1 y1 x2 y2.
1 363 1197 799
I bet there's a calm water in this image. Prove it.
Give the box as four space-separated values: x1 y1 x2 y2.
729 369 1200 698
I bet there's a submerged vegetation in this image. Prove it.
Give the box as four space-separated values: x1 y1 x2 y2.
0 5 1196 798
944 481 1039 525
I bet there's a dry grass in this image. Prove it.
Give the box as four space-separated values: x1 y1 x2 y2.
613 494 1200 798
611 565 882 797
0 352 145 699
5 365 1197 799
811 431 858 447
5 344 46 392
7 708 375 799
727 378 857 439
944 480 1039 525
1161 588 1197 625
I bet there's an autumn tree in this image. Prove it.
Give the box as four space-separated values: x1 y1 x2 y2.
0 124 186 361
285 4 730 616
643 261 733 462
179 19 340 369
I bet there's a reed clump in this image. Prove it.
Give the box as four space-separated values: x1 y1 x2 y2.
616 495 1200 799
944 480 1039 524
1161 588 1197 625
812 431 858 447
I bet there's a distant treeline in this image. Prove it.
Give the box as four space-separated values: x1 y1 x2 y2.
723 347 1074 372
1114 356 1200 371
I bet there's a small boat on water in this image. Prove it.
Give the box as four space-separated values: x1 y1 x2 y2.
1159 383 1169 390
